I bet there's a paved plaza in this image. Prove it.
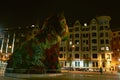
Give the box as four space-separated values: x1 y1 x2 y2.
1 71 120 80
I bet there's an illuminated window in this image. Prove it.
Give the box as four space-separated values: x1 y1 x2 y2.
101 47 105 50
75 40 79 44
107 54 110 59
84 23 87 26
106 46 109 51
69 41 72 45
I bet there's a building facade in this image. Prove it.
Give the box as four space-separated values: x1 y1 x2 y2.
111 28 120 71
59 16 113 71
0 26 39 62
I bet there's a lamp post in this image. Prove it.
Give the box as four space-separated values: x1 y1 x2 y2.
70 45 75 70
118 58 120 72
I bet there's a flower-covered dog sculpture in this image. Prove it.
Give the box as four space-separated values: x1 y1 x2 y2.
8 13 69 73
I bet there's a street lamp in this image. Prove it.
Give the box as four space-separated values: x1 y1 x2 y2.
118 58 120 72
70 45 75 70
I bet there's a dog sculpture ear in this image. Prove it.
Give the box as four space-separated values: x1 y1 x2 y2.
57 11 64 19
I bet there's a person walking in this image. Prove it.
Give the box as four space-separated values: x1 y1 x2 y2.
99 67 103 74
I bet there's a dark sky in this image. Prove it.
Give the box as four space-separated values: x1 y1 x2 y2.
0 0 119 29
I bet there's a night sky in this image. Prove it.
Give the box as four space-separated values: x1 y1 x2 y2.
0 0 119 29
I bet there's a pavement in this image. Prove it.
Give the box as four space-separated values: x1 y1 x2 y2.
0 71 119 80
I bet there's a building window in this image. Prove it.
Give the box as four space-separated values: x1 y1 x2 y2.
75 62 77 66
86 40 88 44
69 54 72 58
75 54 79 58
105 32 108 37
59 54 63 58
102 54 105 59
92 46 97 51
100 26 104 30
75 47 79 51
86 33 88 37
92 54 97 58
86 47 89 51
92 32 96 37
60 47 63 51
83 54 88 59
100 39 104 44
101 47 105 51
92 62 98 67
83 34 86 37
75 40 79 44
75 27 79 31
75 62 80 67
75 33 79 37
102 62 105 67
70 34 73 38
100 33 104 37
84 61 89 67
107 54 110 59
83 47 85 51
78 62 80 66
92 39 97 44
86 28 89 31
82 28 85 31
113 33 116 36
106 39 109 44
69 41 72 45
92 26 96 30
83 40 85 43
92 62 95 67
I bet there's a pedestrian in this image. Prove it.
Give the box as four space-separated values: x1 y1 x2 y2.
99 67 103 74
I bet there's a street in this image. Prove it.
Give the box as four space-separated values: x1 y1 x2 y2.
1 71 120 80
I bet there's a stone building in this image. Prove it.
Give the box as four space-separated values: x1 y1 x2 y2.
59 16 113 71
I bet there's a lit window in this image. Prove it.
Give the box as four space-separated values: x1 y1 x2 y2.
84 23 87 26
69 41 72 45
106 46 109 51
75 40 79 44
101 47 105 50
